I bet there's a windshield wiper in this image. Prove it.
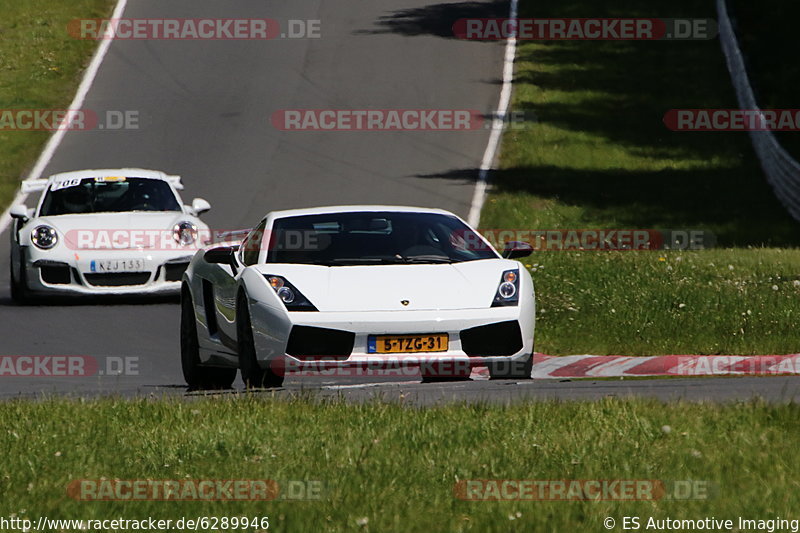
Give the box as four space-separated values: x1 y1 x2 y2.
302 256 455 266
304 257 406 266
399 255 456 264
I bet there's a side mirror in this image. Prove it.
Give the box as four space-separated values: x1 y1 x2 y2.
9 204 29 221
191 198 211 216
204 246 236 265
502 240 533 259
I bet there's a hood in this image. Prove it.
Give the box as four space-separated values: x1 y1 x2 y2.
35 212 198 250
254 259 516 312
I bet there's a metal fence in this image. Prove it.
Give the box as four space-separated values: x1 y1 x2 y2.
717 0 800 221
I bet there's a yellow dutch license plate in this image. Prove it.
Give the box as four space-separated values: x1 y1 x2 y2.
369 334 449 354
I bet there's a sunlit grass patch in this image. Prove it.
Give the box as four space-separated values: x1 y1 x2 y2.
1 396 799 532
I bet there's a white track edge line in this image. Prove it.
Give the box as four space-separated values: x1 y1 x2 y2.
0 0 129 236
467 0 519 228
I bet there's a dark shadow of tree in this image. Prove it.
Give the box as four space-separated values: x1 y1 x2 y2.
402 0 800 245
356 0 799 244
728 0 800 158
416 164 800 247
355 0 508 38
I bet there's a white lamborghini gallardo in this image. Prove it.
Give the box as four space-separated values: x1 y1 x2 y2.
180 206 535 389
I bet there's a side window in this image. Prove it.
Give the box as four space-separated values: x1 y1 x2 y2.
241 220 267 266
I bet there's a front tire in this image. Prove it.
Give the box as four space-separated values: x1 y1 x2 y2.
181 289 236 390
237 292 283 389
10 252 29 305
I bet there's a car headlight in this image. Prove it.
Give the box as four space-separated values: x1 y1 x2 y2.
173 221 197 246
264 275 317 311
491 269 520 307
31 225 58 249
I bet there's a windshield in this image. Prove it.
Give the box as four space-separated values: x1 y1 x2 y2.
265 211 498 265
39 177 181 216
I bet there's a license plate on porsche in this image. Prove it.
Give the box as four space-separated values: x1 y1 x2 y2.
368 334 449 354
90 259 145 272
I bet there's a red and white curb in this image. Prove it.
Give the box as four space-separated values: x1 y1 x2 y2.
470 354 800 379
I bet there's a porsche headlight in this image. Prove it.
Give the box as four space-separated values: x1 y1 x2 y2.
492 269 520 307
265 275 316 311
173 221 197 246
31 225 58 249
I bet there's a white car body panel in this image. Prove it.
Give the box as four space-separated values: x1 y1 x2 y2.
10 168 209 297
184 205 535 374
252 261 507 312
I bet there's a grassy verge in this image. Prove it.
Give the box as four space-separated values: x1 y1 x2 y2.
480 0 800 355
1 397 798 532
521 249 800 355
0 0 114 209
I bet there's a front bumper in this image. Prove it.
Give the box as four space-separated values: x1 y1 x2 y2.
249 303 535 367
21 246 194 296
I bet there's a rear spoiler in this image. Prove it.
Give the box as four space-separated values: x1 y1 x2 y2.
165 175 184 190
21 174 184 193
20 179 49 194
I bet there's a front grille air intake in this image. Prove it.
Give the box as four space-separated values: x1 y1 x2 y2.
286 326 354 360
460 321 523 356
163 262 189 282
84 272 151 287
35 261 71 285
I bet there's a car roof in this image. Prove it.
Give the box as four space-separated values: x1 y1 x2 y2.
267 205 457 219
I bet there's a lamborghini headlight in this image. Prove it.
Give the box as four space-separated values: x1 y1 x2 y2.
491 269 520 307
265 275 316 311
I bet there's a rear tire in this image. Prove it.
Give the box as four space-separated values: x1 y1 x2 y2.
487 354 533 380
237 292 283 389
181 289 236 390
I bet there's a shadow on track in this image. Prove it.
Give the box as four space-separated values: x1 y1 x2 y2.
355 0 508 38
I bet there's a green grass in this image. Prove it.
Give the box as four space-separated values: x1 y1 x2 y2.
0 0 114 208
523 249 800 355
1 397 799 532
480 0 800 355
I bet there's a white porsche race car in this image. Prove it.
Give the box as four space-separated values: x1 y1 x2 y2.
181 206 535 389
9 168 212 302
